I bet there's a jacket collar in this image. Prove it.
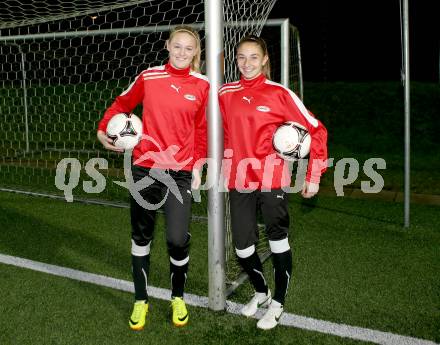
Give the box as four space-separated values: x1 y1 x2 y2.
165 62 191 77
240 73 267 88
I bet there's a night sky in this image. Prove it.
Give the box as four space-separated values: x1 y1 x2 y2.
268 0 439 82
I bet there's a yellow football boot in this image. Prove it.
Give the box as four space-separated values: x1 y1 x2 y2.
171 297 188 327
129 301 149 331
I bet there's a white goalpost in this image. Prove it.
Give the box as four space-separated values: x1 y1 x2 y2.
205 0 225 311
0 0 304 309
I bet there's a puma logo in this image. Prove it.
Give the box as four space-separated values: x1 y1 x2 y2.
242 96 253 104
171 84 181 93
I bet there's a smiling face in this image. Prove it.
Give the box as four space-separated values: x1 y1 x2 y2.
236 41 269 80
166 31 198 70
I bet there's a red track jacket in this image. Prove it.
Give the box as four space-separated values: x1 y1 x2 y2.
219 73 327 190
98 62 209 172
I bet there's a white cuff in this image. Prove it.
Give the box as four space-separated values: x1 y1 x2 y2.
235 245 255 258
170 256 189 266
269 238 290 254
131 240 151 256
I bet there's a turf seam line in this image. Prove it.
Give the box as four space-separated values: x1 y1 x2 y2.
0 253 437 345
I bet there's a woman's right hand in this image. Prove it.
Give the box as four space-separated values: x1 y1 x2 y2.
97 130 124 152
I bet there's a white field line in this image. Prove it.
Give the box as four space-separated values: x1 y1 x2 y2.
0 253 437 345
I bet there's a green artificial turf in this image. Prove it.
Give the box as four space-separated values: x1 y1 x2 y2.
0 191 438 344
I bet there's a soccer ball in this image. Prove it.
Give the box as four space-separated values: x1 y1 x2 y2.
106 113 142 150
272 121 311 161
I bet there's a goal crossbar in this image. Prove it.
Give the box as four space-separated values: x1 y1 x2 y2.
0 19 289 42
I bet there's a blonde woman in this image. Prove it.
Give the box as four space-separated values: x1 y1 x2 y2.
97 26 209 329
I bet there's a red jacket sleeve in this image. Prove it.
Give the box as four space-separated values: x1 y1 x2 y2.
218 94 230 153
97 73 144 132
282 91 328 184
305 112 328 183
193 86 209 169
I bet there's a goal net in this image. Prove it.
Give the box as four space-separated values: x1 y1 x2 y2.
0 0 302 293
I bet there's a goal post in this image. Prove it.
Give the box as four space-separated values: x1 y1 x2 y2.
205 0 225 311
0 0 303 310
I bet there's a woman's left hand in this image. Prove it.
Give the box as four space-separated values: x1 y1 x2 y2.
191 168 201 190
301 181 319 198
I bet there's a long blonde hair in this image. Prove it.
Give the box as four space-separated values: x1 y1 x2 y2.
237 35 271 79
168 25 202 73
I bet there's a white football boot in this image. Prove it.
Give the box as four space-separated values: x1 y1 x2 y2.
256 300 284 330
241 290 271 317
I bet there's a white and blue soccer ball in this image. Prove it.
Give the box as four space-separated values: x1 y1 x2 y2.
272 121 311 161
106 113 143 150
